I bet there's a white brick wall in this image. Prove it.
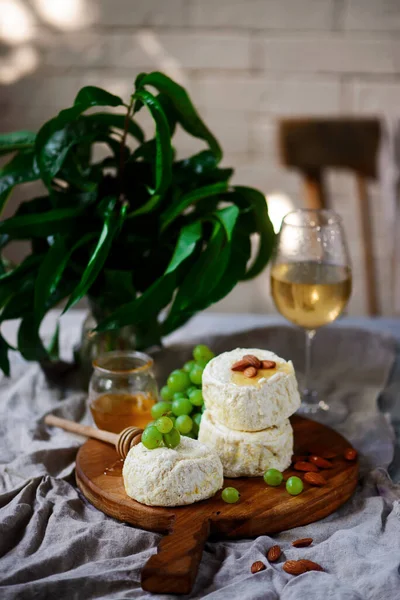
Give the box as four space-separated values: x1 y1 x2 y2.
96 0 186 27
189 0 335 30
258 35 400 74
1 0 400 316
344 0 400 31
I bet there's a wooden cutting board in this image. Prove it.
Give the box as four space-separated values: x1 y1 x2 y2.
76 416 358 595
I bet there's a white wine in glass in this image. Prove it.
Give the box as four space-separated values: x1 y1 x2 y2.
271 210 352 414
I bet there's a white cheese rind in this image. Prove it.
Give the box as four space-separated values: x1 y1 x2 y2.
202 348 301 431
122 436 223 506
198 410 293 477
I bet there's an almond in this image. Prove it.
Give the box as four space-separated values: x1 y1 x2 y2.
309 455 334 469
291 455 308 463
243 354 261 369
307 446 337 459
294 461 319 473
292 538 313 548
251 561 266 574
298 559 324 572
267 545 282 562
344 448 357 461
304 472 326 486
261 360 276 369
243 366 258 378
231 359 251 371
283 560 308 576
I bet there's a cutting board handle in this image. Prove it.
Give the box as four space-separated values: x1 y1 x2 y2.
141 513 210 594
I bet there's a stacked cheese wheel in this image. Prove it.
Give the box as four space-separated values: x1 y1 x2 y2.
198 348 301 477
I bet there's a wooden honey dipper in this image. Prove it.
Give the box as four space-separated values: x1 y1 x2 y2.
44 414 143 459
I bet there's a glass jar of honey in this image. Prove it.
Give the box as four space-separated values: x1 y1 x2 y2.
88 351 158 433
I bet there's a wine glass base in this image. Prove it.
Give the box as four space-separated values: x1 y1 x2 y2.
297 389 348 425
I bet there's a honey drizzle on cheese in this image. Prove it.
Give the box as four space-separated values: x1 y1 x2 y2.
231 362 291 386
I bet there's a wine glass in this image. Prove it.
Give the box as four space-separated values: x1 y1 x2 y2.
270 209 352 415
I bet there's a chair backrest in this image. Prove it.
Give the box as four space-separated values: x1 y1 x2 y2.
278 118 381 315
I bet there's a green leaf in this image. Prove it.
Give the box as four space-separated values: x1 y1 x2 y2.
36 118 112 185
162 207 240 335
0 207 83 238
94 269 137 312
0 332 11 376
0 130 36 156
17 314 49 362
63 198 127 312
0 276 35 322
0 151 40 215
206 226 251 304
85 113 144 143
215 205 240 242
47 322 60 361
74 86 124 109
232 186 275 279
96 273 176 333
129 90 173 217
34 233 96 323
36 87 125 185
95 220 202 333
165 221 202 275
161 182 228 230
0 254 42 283
136 72 222 161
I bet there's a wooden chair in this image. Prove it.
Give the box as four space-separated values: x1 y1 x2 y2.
278 118 381 315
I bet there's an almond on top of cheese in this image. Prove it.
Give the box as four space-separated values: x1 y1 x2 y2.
202 348 301 432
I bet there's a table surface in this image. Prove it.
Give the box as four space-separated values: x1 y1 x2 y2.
3 311 400 480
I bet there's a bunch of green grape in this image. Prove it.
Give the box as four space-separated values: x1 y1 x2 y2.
145 345 214 444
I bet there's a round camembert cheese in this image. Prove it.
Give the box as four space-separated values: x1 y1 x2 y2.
122 436 223 507
202 348 301 431
199 409 293 477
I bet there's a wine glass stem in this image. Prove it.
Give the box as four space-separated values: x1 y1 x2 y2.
303 329 317 403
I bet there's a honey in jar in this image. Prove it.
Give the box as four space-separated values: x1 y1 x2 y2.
90 392 156 433
88 351 158 434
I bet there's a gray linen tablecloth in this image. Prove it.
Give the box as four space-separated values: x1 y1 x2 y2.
1 314 400 600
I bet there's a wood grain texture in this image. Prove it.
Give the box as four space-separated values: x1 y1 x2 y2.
76 416 358 595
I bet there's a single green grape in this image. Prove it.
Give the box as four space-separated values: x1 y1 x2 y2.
141 426 163 450
160 386 174 402
193 345 215 364
155 416 174 434
183 360 196 373
175 415 193 434
195 358 209 368
263 468 283 487
186 386 199 396
221 487 240 504
189 364 204 386
151 401 172 420
172 396 193 417
286 476 304 496
163 427 181 449
173 392 186 401
193 412 202 427
145 420 155 428
191 413 201 437
167 370 191 393
188 389 204 406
